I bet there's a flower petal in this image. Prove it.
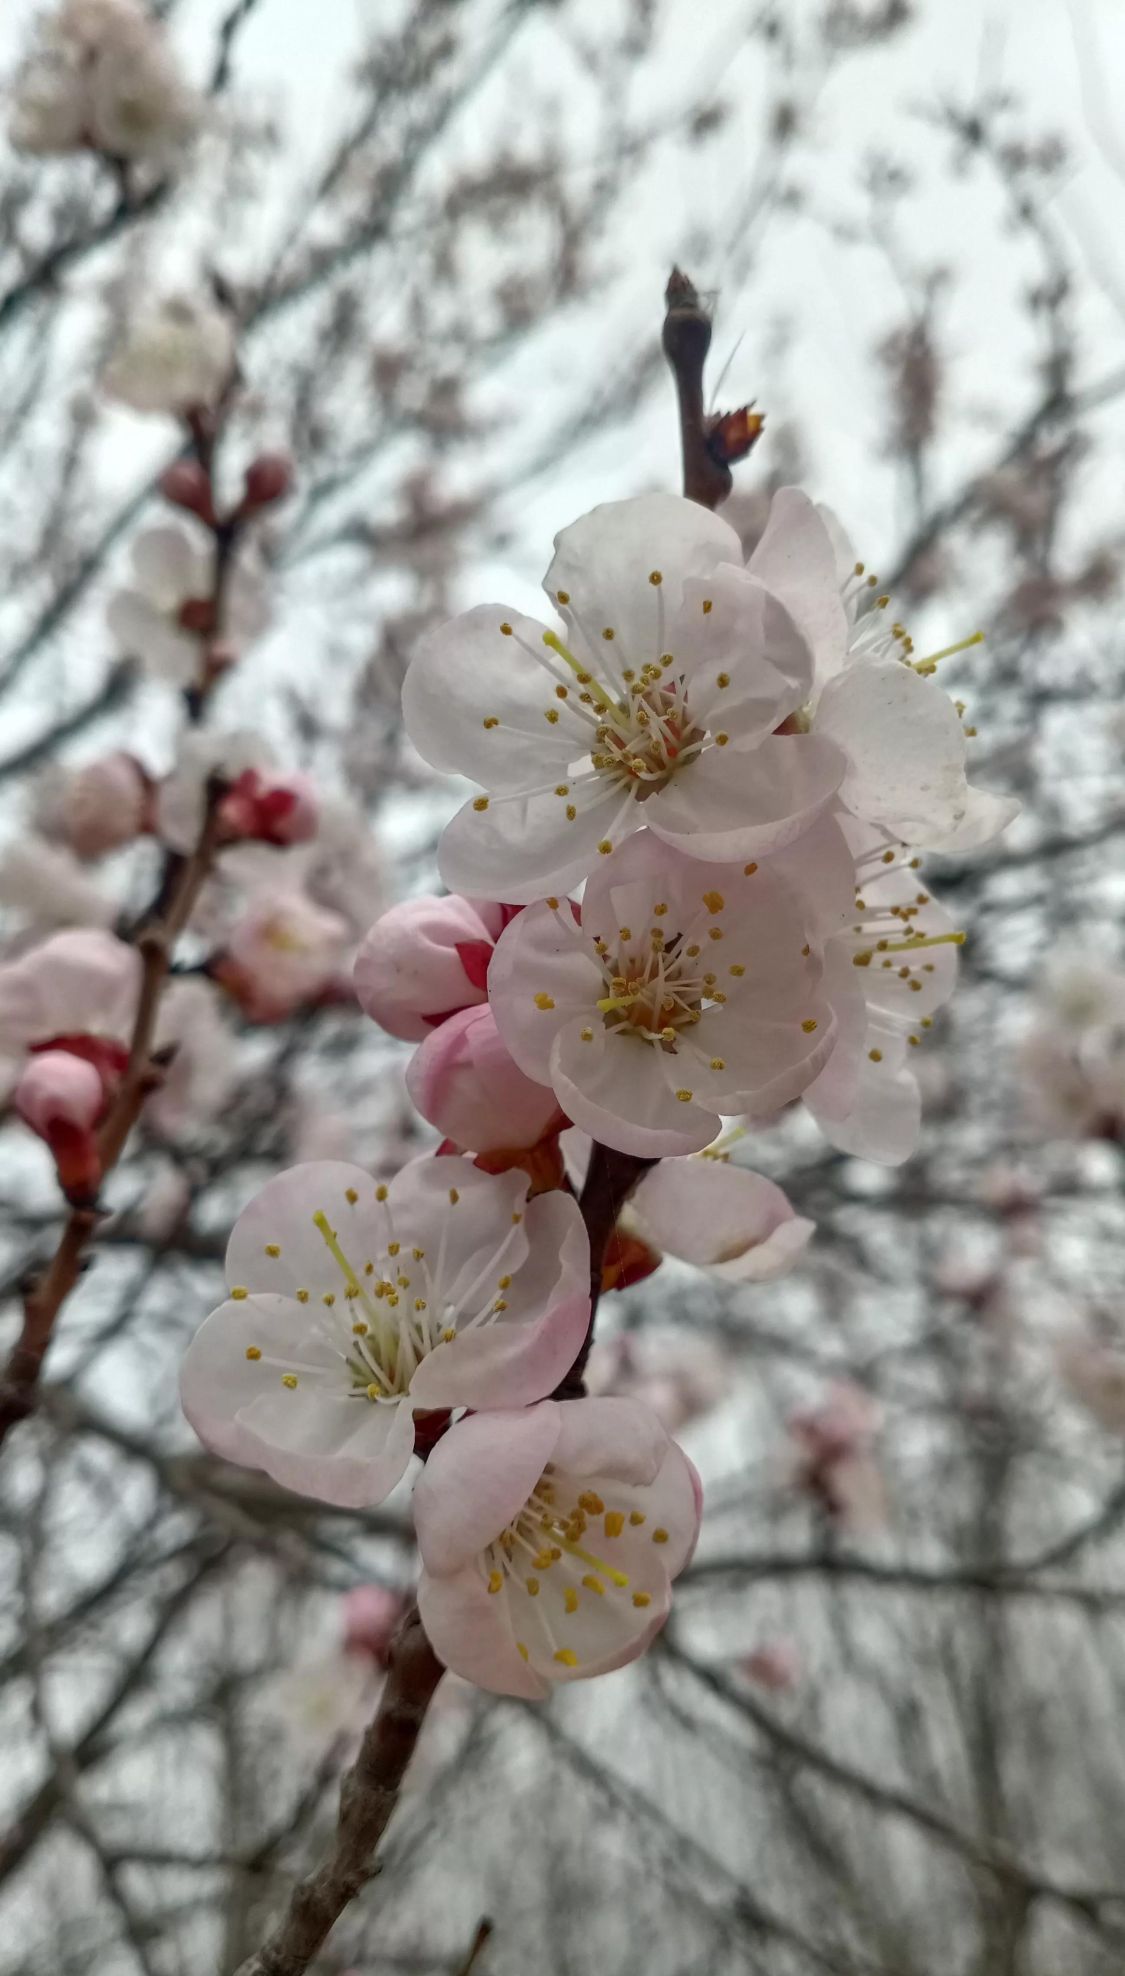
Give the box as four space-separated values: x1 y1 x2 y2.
550 1016 717 1157
807 1030 921 1164
438 782 631 905
815 660 970 843
551 1396 670 1484
544 493 744 668
418 1563 551 1699
748 486 850 687
413 1403 562 1573
488 899 603 1082
922 786 1021 855
632 1158 809 1280
225 1161 394 1300
670 569 811 739
402 605 576 790
646 733 844 861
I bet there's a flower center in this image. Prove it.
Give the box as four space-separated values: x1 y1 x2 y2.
484 1467 663 1669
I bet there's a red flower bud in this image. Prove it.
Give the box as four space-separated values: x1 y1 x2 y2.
242 452 294 511
160 460 217 526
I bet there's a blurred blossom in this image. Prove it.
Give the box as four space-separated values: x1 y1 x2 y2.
741 1640 801 1692
0 838 116 930
1057 1336 1125 1435
341 1584 407 1667
149 980 239 1138
1018 957 1125 1140
35 752 151 860
586 1326 730 1435
214 887 352 1023
406 1003 564 1157
107 525 270 687
9 0 200 161
268 1646 381 1761
788 1381 886 1531
102 295 235 417
134 1162 192 1242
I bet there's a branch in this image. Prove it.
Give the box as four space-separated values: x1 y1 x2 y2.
662 268 732 511
233 1602 445 1976
553 1143 654 1400
0 786 227 1442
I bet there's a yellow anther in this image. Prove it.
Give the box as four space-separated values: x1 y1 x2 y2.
345 1188 358 1205
582 1575 605 1596
675 1089 693 1103
629 1511 646 1526
376 1184 388 1201
580 1027 594 1041
743 861 758 875
868 1048 883 1063
649 570 663 585
701 598 713 614
604 1511 625 1538
554 1649 579 1667
322 1292 335 1307
352 1321 368 1336
652 1528 669 1545
366 1381 382 1401
703 890 725 913
449 1187 460 1204
566 805 577 820
709 1057 725 1071
296 1289 309 1303
579 1491 605 1514
265 1244 281 1258
534 992 555 1010
482 716 499 729
598 839 613 855
488 1571 503 1595
281 1374 298 1389
500 622 513 635
565 1587 579 1614
526 1578 540 1597
544 709 560 725
245 1346 261 1361
716 671 730 688
715 732 729 746
442 1328 456 1343
633 1592 652 1608
473 796 490 810
231 1286 248 1300
729 964 745 978
853 951 873 968
517 1642 530 1660
801 1019 818 1033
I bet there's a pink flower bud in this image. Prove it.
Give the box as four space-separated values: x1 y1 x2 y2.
218 769 320 847
742 1641 801 1692
242 452 295 511
341 1584 407 1667
406 1003 563 1155
54 752 150 859
354 895 514 1042
15 1049 107 1200
159 460 216 526
15 1049 105 1138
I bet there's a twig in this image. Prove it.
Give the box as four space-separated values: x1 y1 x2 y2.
553 1143 654 1400
453 1919 493 1976
232 1602 445 1976
662 268 732 512
0 786 227 1443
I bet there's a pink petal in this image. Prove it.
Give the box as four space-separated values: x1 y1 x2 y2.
412 1404 562 1574
646 733 844 862
418 1564 550 1699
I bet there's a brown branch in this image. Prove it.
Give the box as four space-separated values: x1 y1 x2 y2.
233 1602 445 1976
0 787 227 1443
553 1143 654 1400
662 268 732 512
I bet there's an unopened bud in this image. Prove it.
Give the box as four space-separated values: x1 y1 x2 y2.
242 452 295 511
160 460 216 526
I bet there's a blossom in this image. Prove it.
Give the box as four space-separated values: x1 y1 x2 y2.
788 1381 885 1531
0 929 139 1193
802 822 961 1163
586 1327 729 1433
403 492 845 901
741 1641 801 1692
147 979 239 1139
341 1584 407 1666
0 838 116 930
630 1154 814 1282
213 887 352 1023
413 1398 701 1696
354 894 517 1042
156 732 316 854
10 0 199 162
102 295 235 417
747 488 1019 852
106 524 270 687
406 1004 565 1156
179 1158 590 1508
488 827 837 1157
36 751 150 860
1018 957 1125 1140
1057 1336 1125 1435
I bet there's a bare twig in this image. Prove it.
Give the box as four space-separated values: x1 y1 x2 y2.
233 1602 445 1976
662 268 732 512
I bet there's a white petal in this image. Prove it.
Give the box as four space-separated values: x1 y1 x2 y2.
544 493 743 669
488 900 604 1083
106 591 198 684
669 568 810 738
438 782 631 905
922 786 1020 855
131 523 205 605
646 733 844 861
807 1033 921 1165
225 1161 396 1300
418 1564 550 1700
550 1017 717 1157
403 605 577 789
815 661 969 843
633 1159 804 1273
413 1404 562 1574
748 487 849 686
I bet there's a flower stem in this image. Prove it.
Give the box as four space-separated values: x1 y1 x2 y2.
553 1142 656 1401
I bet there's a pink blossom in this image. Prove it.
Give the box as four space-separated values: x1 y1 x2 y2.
341 1584 407 1666
406 1004 564 1156
218 768 320 848
38 752 150 860
586 1327 730 1433
488 827 840 1157
354 894 516 1042
742 1641 801 1692
179 1158 590 1509
788 1381 885 1531
630 1156 814 1282
216 888 351 1022
414 1398 701 1697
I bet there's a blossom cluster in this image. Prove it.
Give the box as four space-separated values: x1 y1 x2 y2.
9 0 199 163
175 483 1015 1702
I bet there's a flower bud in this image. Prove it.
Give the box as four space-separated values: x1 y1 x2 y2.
341 1584 406 1667
15 1049 107 1200
242 451 295 512
218 768 320 847
159 460 216 526
406 1004 563 1156
354 895 514 1043
48 752 150 860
